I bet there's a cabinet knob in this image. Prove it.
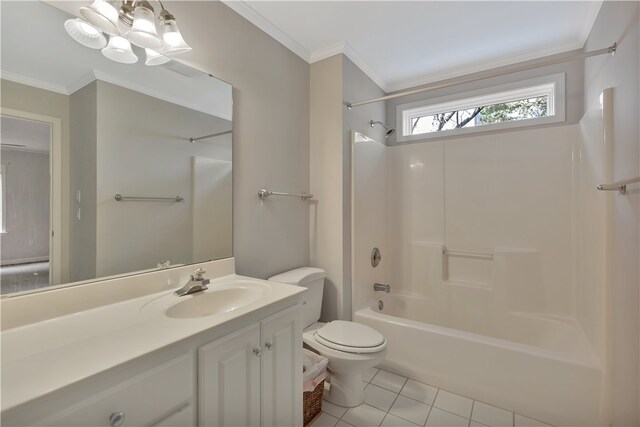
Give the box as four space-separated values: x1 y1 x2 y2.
109 411 125 427
253 347 263 357
264 341 273 350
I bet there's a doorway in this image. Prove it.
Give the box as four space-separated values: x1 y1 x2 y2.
0 110 61 294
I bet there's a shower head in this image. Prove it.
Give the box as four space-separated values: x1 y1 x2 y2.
369 120 396 138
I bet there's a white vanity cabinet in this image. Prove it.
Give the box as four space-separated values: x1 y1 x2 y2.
199 305 302 427
2 353 194 427
1 282 304 427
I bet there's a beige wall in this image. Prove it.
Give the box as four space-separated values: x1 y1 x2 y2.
583 2 640 426
310 55 386 321
69 82 97 282
0 80 70 283
94 81 231 277
166 1 311 279
310 55 344 321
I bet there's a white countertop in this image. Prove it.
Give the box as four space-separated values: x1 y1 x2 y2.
1 274 305 412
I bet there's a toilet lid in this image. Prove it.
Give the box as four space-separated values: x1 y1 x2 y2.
315 321 386 353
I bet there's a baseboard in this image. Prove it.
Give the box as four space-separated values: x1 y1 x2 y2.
1 257 49 267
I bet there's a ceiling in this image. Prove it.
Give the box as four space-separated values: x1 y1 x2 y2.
224 1 603 92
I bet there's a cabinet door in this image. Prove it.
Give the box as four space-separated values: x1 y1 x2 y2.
151 403 194 427
32 353 193 427
260 305 303 427
198 324 261 427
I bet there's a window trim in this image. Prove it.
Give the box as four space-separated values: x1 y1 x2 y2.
395 73 566 143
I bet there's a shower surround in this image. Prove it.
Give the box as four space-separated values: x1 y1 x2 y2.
351 91 612 425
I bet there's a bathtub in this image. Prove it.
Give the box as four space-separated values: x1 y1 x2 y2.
354 294 607 426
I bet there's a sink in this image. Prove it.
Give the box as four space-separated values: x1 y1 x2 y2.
165 283 268 319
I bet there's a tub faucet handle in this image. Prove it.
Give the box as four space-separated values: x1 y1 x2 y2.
373 283 391 293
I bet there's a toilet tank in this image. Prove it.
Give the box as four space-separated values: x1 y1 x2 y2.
268 267 325 328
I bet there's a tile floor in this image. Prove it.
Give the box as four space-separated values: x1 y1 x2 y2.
311 368 553 427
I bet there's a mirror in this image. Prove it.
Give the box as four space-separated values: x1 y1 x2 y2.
0 1 233 296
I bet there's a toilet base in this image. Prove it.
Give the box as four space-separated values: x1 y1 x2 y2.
323 370 365 408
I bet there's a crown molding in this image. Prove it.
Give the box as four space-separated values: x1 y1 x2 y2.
307 41 390 91
1 71 69 95
341 42 388 92
578 1 603 45
221 0 311 62
384 41 586 93
221 1 388 92
308 41 345 63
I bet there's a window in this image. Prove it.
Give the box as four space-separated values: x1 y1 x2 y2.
397 74 565 142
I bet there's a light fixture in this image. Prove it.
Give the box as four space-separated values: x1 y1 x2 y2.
80 0 120 36
102 36 138 64
66 0 191 65
126 3 163 49
145 48 171 66
64 18 107 49
158 9 192 55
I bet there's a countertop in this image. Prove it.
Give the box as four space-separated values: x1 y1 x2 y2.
1 274 305 412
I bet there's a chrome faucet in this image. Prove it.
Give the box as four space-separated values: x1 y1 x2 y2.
373 283 391 293
175 267 210 296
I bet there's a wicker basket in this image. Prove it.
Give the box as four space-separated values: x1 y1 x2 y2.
303 379 324 426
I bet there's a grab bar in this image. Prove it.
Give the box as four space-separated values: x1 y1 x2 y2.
189 130 232 143
597 177 640 194
443 249 493 260
258 189 313 201
115 194 184 202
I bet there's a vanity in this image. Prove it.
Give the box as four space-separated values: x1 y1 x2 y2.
1 259 306 426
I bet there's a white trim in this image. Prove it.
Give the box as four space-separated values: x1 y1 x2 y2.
66 71 100 95
220 0 310 62
1 256 49 267
1 108 63 286
3 71 232 121
0 146 50 155
396 73 566 143
308 41 345 63
0 71 69 95
61 70 232 121
341 42 388 92
216 1 600 94
309 41 388 91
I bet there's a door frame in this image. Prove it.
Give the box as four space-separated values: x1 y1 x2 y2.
1 107 63 285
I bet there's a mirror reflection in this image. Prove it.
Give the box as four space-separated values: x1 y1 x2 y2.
0 1 233 295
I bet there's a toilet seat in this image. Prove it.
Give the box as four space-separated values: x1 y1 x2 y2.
314 321 386 354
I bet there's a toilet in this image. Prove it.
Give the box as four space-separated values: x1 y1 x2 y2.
268 267 387 408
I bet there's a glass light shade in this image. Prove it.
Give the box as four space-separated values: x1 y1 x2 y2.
145 48 171 66
80 0 120 36
126 6 163 49
101 36 138 64
64 18 107 49
159 19 191 54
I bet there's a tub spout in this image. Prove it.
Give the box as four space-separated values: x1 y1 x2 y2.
373 283 391 293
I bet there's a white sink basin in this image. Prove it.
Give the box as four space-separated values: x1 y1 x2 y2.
165 282 269 319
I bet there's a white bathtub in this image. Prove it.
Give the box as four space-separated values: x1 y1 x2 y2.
354 294 607 426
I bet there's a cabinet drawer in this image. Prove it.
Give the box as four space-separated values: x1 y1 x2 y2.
39 353 193 427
